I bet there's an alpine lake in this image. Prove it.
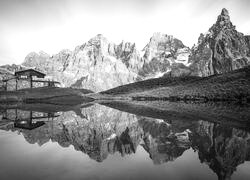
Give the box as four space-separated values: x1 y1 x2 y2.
0 100 250 180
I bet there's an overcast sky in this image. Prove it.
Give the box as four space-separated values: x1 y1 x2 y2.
0 0 250 65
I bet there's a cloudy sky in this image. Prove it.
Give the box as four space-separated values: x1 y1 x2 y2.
0 0 250 65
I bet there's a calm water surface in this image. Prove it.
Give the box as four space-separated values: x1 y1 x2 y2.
0 102 250 180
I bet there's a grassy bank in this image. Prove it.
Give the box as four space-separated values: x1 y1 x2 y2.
100 66 250 102
0 87 94 103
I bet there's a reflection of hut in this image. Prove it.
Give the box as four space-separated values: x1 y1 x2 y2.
2 109 59 130
2 69 60 91
14 118 45 130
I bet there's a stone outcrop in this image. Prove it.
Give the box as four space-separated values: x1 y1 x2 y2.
189 8 250 76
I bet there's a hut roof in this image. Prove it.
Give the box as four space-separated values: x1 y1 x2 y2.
14 69 46 78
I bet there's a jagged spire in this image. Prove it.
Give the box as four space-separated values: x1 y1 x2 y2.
215 8 232 28
88 34 108 44
221 8 229 16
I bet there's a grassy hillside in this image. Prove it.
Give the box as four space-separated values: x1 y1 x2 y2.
0 87 94 103
101 66 250 102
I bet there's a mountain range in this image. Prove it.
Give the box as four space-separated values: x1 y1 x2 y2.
0 8 249 92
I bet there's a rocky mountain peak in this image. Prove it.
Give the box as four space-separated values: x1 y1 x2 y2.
208 8 236 39
137 33 191 79
85 34 111 58
221 8 229 16
214 8 233 29
144 32 185 51
88 34 108 45
38 51 50 57
189 8 250 76
23 51 50 69
114 40 140 68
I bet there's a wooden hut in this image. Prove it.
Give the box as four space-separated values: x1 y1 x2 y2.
15 69 46 88
2 69 60 91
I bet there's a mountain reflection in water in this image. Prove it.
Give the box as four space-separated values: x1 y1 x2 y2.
0 101 250 180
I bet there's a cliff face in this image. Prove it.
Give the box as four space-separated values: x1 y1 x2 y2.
19 33 190 92
189 8 250 76
138 32 191 79
22 35 141 92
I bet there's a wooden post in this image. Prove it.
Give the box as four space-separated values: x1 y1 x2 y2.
15 78 18 90
28 111 33 126
3 109 7 119
3 81 6 91
15 109 17 120
30 76 33 88
5 81 7 91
